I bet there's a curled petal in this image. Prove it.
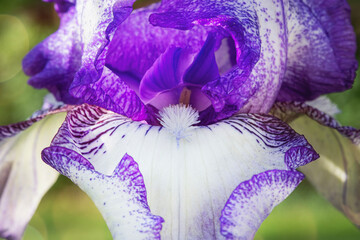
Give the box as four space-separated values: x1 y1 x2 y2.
42 148 163 240
0 113 66 240
272 101 360 226
220 170 304 239
47 104 317 239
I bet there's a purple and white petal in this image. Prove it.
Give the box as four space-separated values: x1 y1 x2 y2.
70 0 137 90
0 113 66 240
220 170 304 239
272 101 360 226
47 104 317 239
42 148 163 239
277 0 357 101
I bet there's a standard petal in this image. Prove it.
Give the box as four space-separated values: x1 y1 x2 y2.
272 101 360 226
0 113 66 240
277 0 357 101
42 147 163 240
220 170 304 239
47 104 318 239
150 0 287 117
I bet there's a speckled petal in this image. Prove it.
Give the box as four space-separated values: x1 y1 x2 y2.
277 0 357 101
42 148 163 240
0 113 66 240
220 170 304 240
70 67 147 121
272 101 360 226
47 104 318 239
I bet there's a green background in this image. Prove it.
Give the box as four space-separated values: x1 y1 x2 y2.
0 0 360 239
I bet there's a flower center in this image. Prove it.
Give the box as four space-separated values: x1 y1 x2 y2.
158 104 200 145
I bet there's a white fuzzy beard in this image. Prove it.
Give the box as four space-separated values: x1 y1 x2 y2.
158 104 200 145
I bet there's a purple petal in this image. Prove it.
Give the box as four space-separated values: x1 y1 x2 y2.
272 101 360 226
220 170 304 239
183 34 220 87
22 2 82 104
139 47 195 108
42 147 164 239
0 113 66 240
277 0 357 101
47 104 317 238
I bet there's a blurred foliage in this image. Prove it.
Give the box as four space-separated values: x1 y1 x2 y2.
0 0 359 239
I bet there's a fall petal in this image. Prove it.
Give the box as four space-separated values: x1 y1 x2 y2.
46 104 318 239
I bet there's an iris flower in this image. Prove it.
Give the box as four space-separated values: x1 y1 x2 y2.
0 0 359 239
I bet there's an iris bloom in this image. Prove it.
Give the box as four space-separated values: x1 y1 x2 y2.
0 0 359 239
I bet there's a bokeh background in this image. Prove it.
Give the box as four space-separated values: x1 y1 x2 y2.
0 0 360 239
